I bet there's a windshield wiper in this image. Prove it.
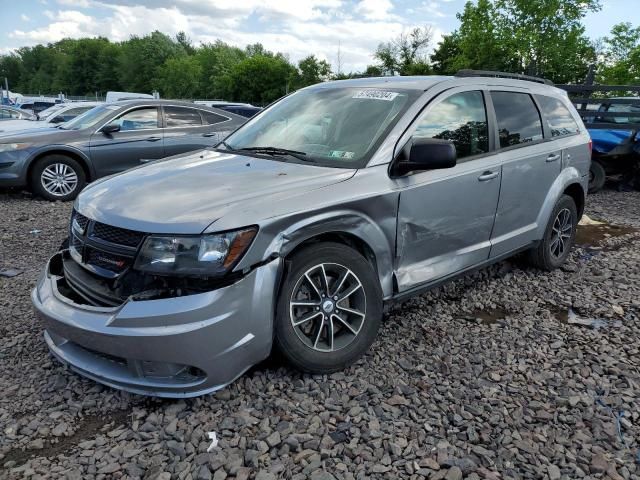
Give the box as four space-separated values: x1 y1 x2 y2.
237 146 314 162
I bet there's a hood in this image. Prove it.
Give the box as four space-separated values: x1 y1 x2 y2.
0 125 72 141
0 119 50 134
76 149 356 234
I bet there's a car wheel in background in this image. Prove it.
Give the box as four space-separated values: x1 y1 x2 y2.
527 194 577 270
588 159 606 193
274 242 383 374
31 155 86 201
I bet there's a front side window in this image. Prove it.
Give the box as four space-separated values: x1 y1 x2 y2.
165 106 203 127
536 95 579 137
413 90 489 160
224 87 420 167
492 92 543 148
112 107 159 131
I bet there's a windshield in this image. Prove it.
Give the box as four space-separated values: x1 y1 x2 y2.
61 104 120 130
223 87 419 167
38 104 65 120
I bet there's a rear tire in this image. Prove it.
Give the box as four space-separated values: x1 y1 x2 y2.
588 159 606 193
31 155 86 201
274 242 383 374
527 195 577 270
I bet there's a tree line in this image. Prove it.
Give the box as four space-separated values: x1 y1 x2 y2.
1 0 638 105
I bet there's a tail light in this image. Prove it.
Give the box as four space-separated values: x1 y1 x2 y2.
588 139 592 153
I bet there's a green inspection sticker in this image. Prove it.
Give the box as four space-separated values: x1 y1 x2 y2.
329 150 355 159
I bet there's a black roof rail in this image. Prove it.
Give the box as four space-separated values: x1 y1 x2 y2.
455 69 554 86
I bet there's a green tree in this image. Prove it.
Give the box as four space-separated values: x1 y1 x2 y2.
0 54 25 92
294 55 331 89
374 26 433 75
597 22 640 84
218 54 297 104
118 31 185 93
195 41 246 98
156 56 202 98
430 0 600 83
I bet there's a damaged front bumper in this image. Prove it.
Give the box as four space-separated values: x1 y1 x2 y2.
32 252 281 397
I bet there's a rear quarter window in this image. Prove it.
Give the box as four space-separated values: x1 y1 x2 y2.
536 95 580 137
491 91 543 148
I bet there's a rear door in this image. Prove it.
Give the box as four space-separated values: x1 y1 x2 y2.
89 106 164 177
394 88 502 290
162 106 217 157
489 90 562 257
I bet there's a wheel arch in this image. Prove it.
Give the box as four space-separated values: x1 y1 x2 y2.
26 148 92 186
246 210 396 299
563 182 585 220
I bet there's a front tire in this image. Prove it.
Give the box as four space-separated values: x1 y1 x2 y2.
274 243 383 374
31 155 86 201
527 194 577 270
588 159 606 193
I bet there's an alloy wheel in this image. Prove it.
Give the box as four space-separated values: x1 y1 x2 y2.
550 207 573 259
289 262 367 352
41 163 78 197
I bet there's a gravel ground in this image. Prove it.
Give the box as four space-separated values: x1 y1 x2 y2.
1 189 639 480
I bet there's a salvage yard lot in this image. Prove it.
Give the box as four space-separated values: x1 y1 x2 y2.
1 190 639 480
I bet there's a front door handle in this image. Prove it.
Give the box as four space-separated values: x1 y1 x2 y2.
546 153 561 162
478 171 499 182
202 132 217 138
146 136 162 142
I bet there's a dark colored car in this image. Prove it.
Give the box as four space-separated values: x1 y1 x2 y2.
195 102 262 118
587 99 640 192
0 100 246 200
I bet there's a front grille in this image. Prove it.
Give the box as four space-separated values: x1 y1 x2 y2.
69 209 146 278
91 222 145 248
86 248 131 273
71 210 89 232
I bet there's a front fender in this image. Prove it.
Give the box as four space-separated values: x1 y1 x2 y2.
240 209 397 299
535 167 586 239
25 145 93 178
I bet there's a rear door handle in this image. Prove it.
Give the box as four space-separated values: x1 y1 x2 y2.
546 153 561 162
147 136 162 142
202 132 217 138
478 171 499 182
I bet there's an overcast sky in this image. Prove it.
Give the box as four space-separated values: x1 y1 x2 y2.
2 0 639 72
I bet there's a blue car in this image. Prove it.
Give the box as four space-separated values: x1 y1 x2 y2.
587 99 640 192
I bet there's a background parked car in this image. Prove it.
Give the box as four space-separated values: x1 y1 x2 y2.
16 99 60 116
586 98 640 191
194 101 262 118
0 105 36 121
0 102 102 134
0 100 246 200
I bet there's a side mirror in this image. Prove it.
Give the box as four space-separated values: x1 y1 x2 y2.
392 138 457 176
101 123 121 134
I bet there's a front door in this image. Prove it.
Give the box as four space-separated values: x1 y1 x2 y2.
89 106 164 177
395 89 501 291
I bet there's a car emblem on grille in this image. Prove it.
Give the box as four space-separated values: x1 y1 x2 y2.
96 255 126 268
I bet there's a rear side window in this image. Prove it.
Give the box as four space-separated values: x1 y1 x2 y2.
413 90 489 161
536 95 580 137
492 92 543 148
202 111 229 125
165 107 203 127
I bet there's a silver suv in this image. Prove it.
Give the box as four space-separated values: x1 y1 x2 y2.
33 72 591 397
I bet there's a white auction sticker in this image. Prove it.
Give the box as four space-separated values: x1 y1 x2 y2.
352 90 399 101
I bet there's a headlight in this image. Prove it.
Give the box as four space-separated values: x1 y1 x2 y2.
134 227 257 276
0 143 30 153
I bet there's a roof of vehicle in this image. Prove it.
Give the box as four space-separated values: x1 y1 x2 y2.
307 74 566 93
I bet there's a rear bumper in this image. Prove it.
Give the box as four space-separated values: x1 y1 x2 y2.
32 253 281 397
